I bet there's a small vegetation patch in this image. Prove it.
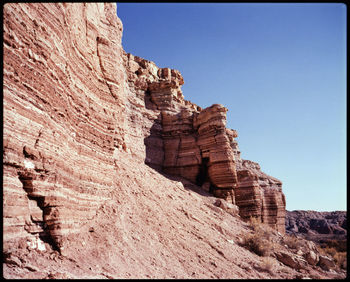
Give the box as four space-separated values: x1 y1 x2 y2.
318 245 347 270
239 217 277 257
260 257 275 274
282 235 304 250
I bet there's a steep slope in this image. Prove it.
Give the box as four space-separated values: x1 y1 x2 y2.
3 151 345 279
0 151 337 279
3 3 344 279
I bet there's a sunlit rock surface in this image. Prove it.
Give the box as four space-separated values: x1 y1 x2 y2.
3 4 294 279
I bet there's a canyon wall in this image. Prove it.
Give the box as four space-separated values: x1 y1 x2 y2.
124 53 286 233
3 2 286 255
3 3 127 250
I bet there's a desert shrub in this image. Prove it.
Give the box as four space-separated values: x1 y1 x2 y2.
334 252 347 269
260 257 275 274
318 245 347 269
240 217 276 257
282 235 304 250
319 239 347 252
322 246 337 257
241 233 272 257
248 217 273 240
248 216 262 229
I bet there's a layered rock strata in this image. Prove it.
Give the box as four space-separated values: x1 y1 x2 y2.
3 2 286 257
234 160 286 233
124 54 238 202
124 54 285 232
3 3 126 250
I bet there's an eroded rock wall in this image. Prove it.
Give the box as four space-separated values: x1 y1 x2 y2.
3 2 286 256
124 53 286 232
123 54 238 202
3 3 127 250
194 104 237 202
234 160 286 233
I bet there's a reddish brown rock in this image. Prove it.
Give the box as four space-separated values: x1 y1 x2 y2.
194 104 237 202
162 109 201 182
318 255 336 271
3 2 125 250
3 3 287 278
3 3 347 280
235 160 286 234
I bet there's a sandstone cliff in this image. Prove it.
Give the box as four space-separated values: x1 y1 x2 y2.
4 3 126 251
4 3 329 279
124 53 286 233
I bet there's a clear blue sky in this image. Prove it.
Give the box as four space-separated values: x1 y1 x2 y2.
116 3 346 212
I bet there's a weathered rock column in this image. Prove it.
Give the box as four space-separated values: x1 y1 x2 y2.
235 160 286 234
162 109 201 182
194 104 238 203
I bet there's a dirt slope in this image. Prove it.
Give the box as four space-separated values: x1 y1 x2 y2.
3 152 346 279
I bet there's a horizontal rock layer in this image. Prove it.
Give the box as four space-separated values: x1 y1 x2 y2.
3 2 286 256
234 160 286 233
124 53 285 232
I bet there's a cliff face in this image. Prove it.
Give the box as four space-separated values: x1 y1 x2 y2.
3 3 127 250
3 1 285 264
124 53 286 233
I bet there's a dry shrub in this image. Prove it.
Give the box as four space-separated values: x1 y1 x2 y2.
282 235 304 250
321 246 337 257
248 217 274 239
241 233 272 256
318 245 347 270
319 239 347 252
260 257 275 274
240 217 276 257
248 216 261 226
334 252 347 269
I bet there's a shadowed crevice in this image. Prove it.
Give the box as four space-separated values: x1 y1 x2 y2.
18 171 60 252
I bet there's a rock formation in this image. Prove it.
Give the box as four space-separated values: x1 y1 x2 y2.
3 2 126 251
286 210 347 241
3 3 347 280
3 1 286 265
124 53 286 233
234 160 286 233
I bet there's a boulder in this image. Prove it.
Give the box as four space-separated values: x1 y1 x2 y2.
275 251 308 270
318 255 336 271
304 250 319 266
214 199 239 216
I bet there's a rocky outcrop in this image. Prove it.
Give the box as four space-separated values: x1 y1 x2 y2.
3 2 285 259
274 251 308 270
124 53 286 232
4 3 347 280
194 104 238 201
124 53 239 202
234 160 286 233
162 103 238 202
318 255 336 271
